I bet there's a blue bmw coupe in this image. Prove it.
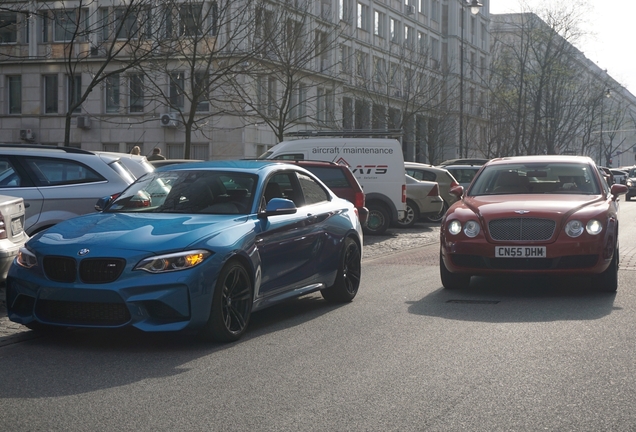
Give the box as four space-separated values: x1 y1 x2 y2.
6 160 363 342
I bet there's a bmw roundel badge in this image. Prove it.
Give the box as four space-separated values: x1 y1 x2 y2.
78 249 90 256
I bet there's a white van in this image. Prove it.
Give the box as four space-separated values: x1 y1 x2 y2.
259 138 406 235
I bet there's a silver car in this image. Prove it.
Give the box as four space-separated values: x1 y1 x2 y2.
0 144 136 235
404 162 461 222
394 175 444 228
0 194 27 281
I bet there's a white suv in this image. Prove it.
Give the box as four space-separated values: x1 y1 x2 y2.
0 144 137 235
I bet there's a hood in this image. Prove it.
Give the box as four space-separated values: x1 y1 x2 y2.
28 212 247 254
462 194 603 220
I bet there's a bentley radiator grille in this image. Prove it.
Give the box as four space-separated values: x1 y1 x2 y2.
488 218 555 241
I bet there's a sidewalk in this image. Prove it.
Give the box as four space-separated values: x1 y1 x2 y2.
0 225 440 346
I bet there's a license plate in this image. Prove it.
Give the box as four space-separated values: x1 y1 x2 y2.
495 246 546 258
11 217 23 235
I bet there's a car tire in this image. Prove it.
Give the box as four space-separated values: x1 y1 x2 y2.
201 260 253 342
321 237 361 303
395 199 419 228
592 247 618 293
440 252 471 289
424 201 449 224
364 203 390 235
626 194 632 201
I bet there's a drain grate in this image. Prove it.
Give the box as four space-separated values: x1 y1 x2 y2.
446 299 500 304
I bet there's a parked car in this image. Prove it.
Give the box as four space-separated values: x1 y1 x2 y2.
610 169 627 185
440 155 627 292
0 144 137 235
6 160 363 342
279 160 368 225
395 175 444 228
441 164 482 189
0 194 28 282
438 158 489 167
260 138 406 236
148 159 204 168
94 151 155 179
404 162 460 222
598 166 614 185
623 166 636 200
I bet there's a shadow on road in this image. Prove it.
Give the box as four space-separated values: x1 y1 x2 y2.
407 274 618 323
0 293 340 399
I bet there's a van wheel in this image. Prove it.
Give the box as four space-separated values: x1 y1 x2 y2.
395 199 419 228
364 204 390 235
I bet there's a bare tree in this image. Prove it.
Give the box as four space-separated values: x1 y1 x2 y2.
133 0 259 159
224 1 343 143
20 0 158 145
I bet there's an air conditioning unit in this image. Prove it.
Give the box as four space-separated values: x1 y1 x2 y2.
160 113 178 128
20 129 34 141
77 116 91 129
406 5 415 15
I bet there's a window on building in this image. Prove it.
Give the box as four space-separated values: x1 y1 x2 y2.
404 25 414 48
356 50 368 78
169 72 185 110
44 75 58 114
166 3 205 37
374 11 385 37
390 18 399 43
105 74 120 113
8 76 21 114
67 74 82 113
194 72 209 112
340 0 354 24
255 7 274 41
418 31 427 54
431 37 439 65
431 0 439 22
54 9 87 42
342 97 353 129
167 144 184 159
298 83 306 120
317 88 325 123
373 56 386 83
354 99 370 129
129 74 144 113
357 3 369 31
191 144 209 160
419 0 427 15
0 12 18 43
340 44 352 74
326 89 334 124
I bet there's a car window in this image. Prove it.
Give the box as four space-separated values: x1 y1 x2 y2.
297 172 330 205
470 163 600 196
24 157 105 186
108 170 257 214
264 172 303 207
407 169 436 182
0 158 23 187
448 168 477 184
303 166 351 188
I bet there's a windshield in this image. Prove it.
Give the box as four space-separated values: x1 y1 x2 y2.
107 170 257 214
469 163 601 196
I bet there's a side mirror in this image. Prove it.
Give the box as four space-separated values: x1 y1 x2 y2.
610 183 628 200
449 185 465 199
259 198 297 218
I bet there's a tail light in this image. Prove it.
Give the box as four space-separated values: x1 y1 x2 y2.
427 184 440 197
449 180 460 189
354 191 365 209
402 184 407 203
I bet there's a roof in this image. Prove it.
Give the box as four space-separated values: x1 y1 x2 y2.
485 155 596 166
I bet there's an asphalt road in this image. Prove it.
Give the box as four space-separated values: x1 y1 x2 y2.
2 204 636 431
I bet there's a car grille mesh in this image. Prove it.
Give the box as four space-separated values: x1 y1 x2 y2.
488 218 555 241
43 256 125 283
80 258 126 283
35 299 131 326
43 256 77 283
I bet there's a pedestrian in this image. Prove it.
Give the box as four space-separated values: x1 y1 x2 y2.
148 147 166 161
130 146 141 155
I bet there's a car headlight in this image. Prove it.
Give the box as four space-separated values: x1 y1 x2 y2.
628 179 633 187
565 220 584 237
16 247 37 269
586 219 603 235
448 220 462 235
464 220 481 238
135 250 212 273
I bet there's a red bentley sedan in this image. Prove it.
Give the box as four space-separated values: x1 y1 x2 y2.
440 155 628 292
